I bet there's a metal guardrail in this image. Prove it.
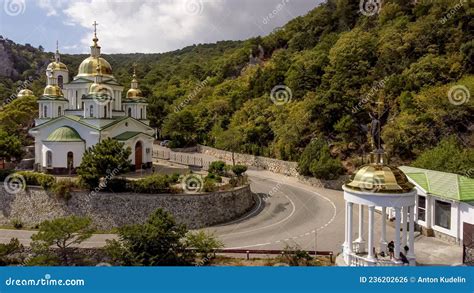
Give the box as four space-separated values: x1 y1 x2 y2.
211 249 334 262
153 149 212 170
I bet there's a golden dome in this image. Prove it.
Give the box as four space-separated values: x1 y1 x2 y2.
345 164 414 194
47 61 68 72
18 89 35 98
43 85 63 97
77 57 113 77
89 83 110 95
344 151 414 194
127 88 143 99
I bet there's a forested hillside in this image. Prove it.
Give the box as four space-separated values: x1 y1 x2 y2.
1 0 473 177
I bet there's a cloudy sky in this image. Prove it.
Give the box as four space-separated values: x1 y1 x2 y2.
0 0 323 54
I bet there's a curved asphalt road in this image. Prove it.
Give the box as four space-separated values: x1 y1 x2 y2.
208 170 346 252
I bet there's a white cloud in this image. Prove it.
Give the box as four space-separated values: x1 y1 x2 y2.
40 0 320 53
37 0 65 16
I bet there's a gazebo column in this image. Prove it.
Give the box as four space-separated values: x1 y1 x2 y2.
353 204 366 253
407 205 416 266
394 207 401 260
402 206 408 250
347 202 354 253
343 201 348 251
367 206 375 261
380 206 388 252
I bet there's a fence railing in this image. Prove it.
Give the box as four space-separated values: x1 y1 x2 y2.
153 148 213 171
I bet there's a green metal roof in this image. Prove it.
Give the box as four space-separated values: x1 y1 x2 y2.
114 131 152 141
45 126 84 142
399 166 474 202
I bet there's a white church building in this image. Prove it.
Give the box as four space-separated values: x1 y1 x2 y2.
27 24 154 174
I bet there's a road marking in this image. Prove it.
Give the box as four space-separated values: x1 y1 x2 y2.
218 191 296 237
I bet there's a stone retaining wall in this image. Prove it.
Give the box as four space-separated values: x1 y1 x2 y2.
0 185 255 230
197 145 299 177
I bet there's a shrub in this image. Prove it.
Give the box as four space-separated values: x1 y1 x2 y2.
50 180 77 200
0 169 14 181
231 165 248 177
104 209 192 266
185 231 223 265
309 147 344 180
169 173 181 183
15 171 55 189
205 173 222 183
130 174 173 194
0 238 23 266
298 139 326 176
298 139 344 180
102 177 129 193
203 178 217 192
11 219 23 229
208 161 226 175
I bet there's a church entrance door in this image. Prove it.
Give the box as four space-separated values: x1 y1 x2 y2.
135 141 143 170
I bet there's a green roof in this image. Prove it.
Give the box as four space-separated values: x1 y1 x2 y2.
399 166 474 202
45 126 83 142
114 131 151 141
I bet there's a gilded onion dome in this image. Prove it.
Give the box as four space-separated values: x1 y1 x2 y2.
17 89 35 98
126 65 143 100
47 61 68 72
77 21 113 78
47 41 68 72
78 56 113 77
43 85 63 97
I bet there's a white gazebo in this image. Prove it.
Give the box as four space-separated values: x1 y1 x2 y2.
340 151 417 266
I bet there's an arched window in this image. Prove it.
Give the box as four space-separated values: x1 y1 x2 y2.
58 106 62 116
140 108 143 119
104 105 107 118
128 108 132 117
89 105 94 118
58 75 64 88
46 151 52 168
43 105 48 118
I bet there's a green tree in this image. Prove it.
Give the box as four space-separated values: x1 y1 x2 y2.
185 231 223 265
0 129 24 161
105 209 191 266
215 128 243 166
412 136 474 177
161 110 197 147
0 238 23 265
77 138 131 189
30 216 94 266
